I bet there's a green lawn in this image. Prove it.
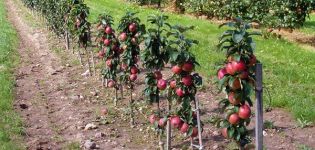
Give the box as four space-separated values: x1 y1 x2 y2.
300 13 315 35
86 0 315 123
0 0 23 149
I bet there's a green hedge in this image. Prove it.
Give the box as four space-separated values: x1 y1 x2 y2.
22 0 73 37
186 0 314 29
130 0 314 29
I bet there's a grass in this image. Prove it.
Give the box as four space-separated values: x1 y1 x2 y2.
300 13 315 35
86 0 315 123
0 0 23 149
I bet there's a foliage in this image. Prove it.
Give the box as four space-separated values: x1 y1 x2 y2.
21 0 72 36
140 0 315 29
142 14 171 103
166 25 203 137
118 11 145 84
67 0 91 48
95 13 121 87
214 18 261 147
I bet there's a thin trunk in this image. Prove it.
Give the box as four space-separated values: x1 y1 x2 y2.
77 47 83 65
129 85 134 126
114 87 118 106
85 48 92 76
101 75 105 87
105 79 108 88
65 31 70 51
120 81 124 99
90 50 96 76
157 99 164 150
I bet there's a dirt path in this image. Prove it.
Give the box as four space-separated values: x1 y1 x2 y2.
5 0 103 149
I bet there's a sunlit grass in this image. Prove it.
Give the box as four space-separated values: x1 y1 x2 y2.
0 0 23 149
300 13 315 35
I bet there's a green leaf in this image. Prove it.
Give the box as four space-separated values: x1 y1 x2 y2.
232 32 243 43
228 127 235 138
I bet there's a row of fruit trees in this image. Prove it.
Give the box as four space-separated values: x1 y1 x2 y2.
22 0 261 149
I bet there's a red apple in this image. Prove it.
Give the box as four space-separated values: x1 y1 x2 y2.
129 74 137 81
98 50 105 58
157 79 167 90
231 60 246 73
121 63 128 70
105 26 113 34
221 128 229 138
118 47 124 54
154 71 162 79
104 39 111 46
106 59 112 68
228 92 240 105
130 66 138 74
182 62 194 72
191 127 198 138
100 108 108 116
158 118 167 128
180 123 189 133
217 68 228 80
249 55 257 66
228 113 240 125
170 80 176 89
108 80 116 88
226 62 235 75
231 78 241 90
111 44 119 51
239 71 249 79
182 75 193 86
238 104 251 119
149 114 158 124
172 65 182 74
129 23 137 32
176 88 184 97
170 116 182 128
119 32 127 42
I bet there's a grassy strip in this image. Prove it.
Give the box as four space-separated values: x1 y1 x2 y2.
0 0 23 149
86 0 315 122
300 13 315 35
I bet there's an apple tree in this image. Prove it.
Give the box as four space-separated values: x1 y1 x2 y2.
118 12 145 126
166 25 203 139
214 18 260 149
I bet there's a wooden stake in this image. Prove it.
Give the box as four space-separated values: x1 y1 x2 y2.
166 99 171 150
194 97 203 150
255 63 263 150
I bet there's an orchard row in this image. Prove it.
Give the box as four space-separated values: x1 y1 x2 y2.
21 0 260 149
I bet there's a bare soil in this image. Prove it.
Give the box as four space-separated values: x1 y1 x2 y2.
5 0 315 149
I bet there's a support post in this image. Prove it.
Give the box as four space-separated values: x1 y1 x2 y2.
166 100 171 150
195 97 203 150
255 63 263 150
